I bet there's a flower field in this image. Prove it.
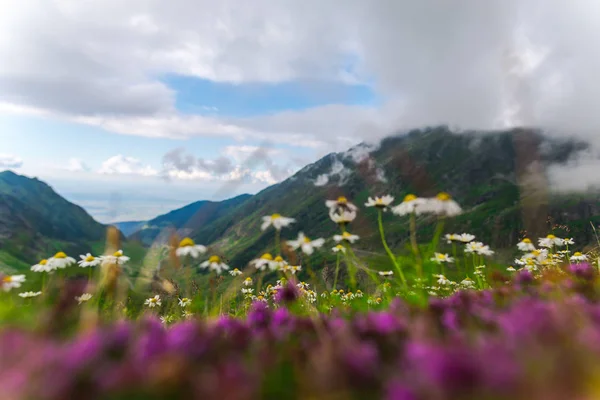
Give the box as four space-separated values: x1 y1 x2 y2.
1 193 599 399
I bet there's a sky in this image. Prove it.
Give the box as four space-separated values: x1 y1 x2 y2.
2 0 600 222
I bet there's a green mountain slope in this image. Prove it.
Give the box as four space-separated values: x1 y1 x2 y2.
189 127 596 267
0 171 106 269
128 194 252 246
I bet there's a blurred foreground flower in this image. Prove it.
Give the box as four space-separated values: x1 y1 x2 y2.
391 194 427 216
334 231 360 244
18 291 41 298
175 238 207 258
287 232 325 255
102 250 130 265
75 293 92 304
1 274 25 291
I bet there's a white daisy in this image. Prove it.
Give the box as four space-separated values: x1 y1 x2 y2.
178 297 192 307
365 195 394 210
241 288 254 295
391 194 428 216
287 232 325 255
102 250 130 265
160 315 174 325
456 233 476 243
271 256 288 272
506 266 517 272
460 278 476 289
332 244 346 254
175 237 207 258
445 233 459 243
18 291 42 298
430 253 454 263
1 275 25 292
78 253 101 268
250 253 275 271
297 281 310 289
330 210 357 224
378 270 394 277
517 238 536 252
326 196 358 215
570 252 588 262
288 265 302 275
538 235 565 248
144 295 161 308
243 277 253 287
421 192 462 217
563 237 575 245
75 293 93 304
182 311 193 319
464 241 495 256
48 252 76 270
201 255 229 274
434 274 451 286
31 259 51 273
261 214 295 231
229 268 243 276
333 231 360 244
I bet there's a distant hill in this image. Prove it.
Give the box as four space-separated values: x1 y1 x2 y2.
113 220 147 237
180 127 598 268
0 170 106 270
127 194 252 246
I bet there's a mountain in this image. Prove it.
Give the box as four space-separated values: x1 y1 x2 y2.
127 194 252 246
0 170 106 270
182 126 597 268
113 221 147 237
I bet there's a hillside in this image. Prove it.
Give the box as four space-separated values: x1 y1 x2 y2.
0 170 106 270
127 194 252 246
186 127 597 268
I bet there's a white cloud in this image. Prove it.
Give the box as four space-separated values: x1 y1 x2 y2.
98 155 158 177
66 158 89 172
0 154 23 169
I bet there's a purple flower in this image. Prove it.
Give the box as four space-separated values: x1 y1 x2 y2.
274 281 300 304
569 263 596 281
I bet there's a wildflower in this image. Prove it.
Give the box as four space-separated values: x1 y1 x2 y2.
250 253 274 271
48 252 76 270
229 268 242 276
241 288 254 295
365 195 394 210
178 298 192 307
570 252 588 262
391 194 428 216
456 233 476 243
182 311 193 319
144 295 161 308
517 238 536 252
321 292 329 298
31 259 51 273
431 253 454 263
78 253 101 268
261 213 295 231
507 266 517 272
175 237 207 258
379 270 394 277
18 291 41 298
287 232 325 255
474 265 486 277
102 250 130 265
564 237 575 245
201 255 229 274
464 241 495 256
538 234 565 248
272 256 288 271
460 278 476 289
445 233 458 243
305 290 317 303
355 290 363 298
289 265 302 275
75 293 93 304
243 277 253 287
160 315 174 325
333 231 360 244
297 282 309 289
569 263 595 280
330 210 357 224
422 192 462 217
332 244 346 254
1 275 25 291
435 274 451 286
326 196 358 215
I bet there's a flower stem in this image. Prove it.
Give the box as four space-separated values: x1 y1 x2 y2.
333 253 341 290
378 210 407 287
409 213 423 279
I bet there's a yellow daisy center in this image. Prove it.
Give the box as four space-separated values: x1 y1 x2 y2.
403 194 417 202
437 254 446 259
337 196 348 204
54 252 67 259
436 192 451 201
547 234 556 239
40 259 47 265
2 276 12 283
261 253 273 260
522 238 532 243
342 232 353 239
357 290 362 294
303 236 311 243
274 256 284 262
181 298 189 302
113 250 123 257
574 252 583 256
85 255 95 262
150 298 158 303
335 245 344 249
209 255 221 263
179 237 195 247
532 250 541 256
271 213 281 220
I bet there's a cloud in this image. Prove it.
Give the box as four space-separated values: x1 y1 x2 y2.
66 158 89 172
548 149 600 192
0 154 23 169
98 155 158 177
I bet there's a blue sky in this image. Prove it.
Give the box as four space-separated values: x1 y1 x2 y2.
1 1 598 222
